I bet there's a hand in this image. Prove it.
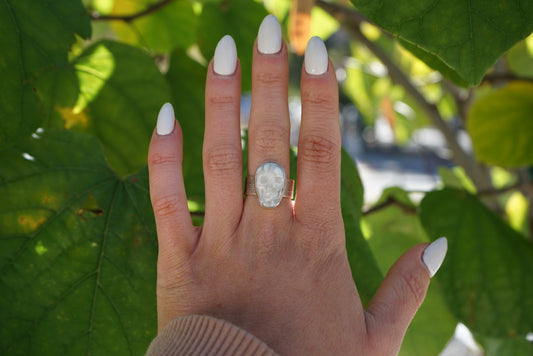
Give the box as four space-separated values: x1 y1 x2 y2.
148 15 447 355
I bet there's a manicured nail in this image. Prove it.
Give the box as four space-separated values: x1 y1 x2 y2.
156 102 175 136
258 14 282 54
304 36 328 75
422 237 448 278
214 35 237 75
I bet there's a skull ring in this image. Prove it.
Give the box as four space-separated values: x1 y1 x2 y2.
245 161 294 208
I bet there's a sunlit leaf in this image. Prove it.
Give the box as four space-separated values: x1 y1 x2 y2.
0 0 91 146
51 40 172 176
0 130 157 355
351 0 533 85
111 0 197 52
419 189 533 337
467 82 533 167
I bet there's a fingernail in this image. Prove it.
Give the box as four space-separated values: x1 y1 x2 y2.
214 35 237 75
422 237 448 278
258 14 282 54
304 36 328 75
156 102 175 136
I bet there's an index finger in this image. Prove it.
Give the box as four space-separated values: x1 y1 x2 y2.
294 37 342 229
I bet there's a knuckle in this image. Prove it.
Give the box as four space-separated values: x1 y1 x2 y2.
208 95 238 115
152 194 182 220
396 269 426 308
252 127 288 154
302 90 338 115
204 145 241 178
299 134 340 169
255 71 285 86
148 152 179 169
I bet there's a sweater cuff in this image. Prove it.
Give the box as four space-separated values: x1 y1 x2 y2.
146 315 279 356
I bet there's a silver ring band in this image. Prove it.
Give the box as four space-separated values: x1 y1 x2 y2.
245 161 294 208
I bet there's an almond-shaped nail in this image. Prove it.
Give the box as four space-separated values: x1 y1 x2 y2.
214 35 237 75
422 237 448 277
304 36 328 75
258 14 282 54
156 102 175 136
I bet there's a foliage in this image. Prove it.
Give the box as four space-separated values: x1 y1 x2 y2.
0 0 532 354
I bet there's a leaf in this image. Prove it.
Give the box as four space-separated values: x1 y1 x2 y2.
363 204 456 356
0 130 157 355
166 50 207 207
340 149 382 305
50 40 172 176
197 0 269 91
111 0 197 52
0 0 91 146
479 334 533 356
350 0 533 85
419 189 533 338
467 82 533 167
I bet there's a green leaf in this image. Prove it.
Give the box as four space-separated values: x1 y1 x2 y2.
51 40 172 176
166 50 207 207
397 39 469 87
363 204 456 356
0 0 91 146
479 334 533 356
467 82 533 167
419 189 533 338
341 149 382 305
197 0 269 91
0 129 157 355
111 0 197 52
350 0 533 85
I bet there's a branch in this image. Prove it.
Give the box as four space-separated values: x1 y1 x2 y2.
317 0 494 192
90 0 175 22
481 73 533 84
362 197 417 216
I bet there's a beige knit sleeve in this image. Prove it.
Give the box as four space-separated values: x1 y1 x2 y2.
146 315 279 356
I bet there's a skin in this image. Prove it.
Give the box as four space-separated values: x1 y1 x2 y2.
148 38 434 355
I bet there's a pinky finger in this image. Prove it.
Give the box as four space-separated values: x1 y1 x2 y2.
148 103 197 258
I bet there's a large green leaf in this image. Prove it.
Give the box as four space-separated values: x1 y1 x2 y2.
363 203 456 356
111 0 197 52
419 189 533 338
46 40 172 176
341 150 382 305
197 0 269 92
351 0 533 85
467 82 533 167
0 0 91 146
0 130 157 355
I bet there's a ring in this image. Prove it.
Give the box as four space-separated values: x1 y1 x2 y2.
245 161 294 208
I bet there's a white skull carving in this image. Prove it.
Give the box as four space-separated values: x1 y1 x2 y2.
255 162 286 208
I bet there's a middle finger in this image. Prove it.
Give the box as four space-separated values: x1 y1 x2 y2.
247 15 292 215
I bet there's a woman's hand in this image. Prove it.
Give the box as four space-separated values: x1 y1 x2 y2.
147 15 447 355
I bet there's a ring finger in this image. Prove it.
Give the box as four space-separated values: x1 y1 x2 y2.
247 15 292 215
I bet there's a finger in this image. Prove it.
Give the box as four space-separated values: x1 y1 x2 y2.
247 15 292 213
203 35 243 236
148 103 196 258
294 37 342 231
365 238 448 353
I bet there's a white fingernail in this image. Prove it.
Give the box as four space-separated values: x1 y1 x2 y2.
304 36 328 75
422 237 448 278
156 102 175 136
214 35 237 75
258 14 282 54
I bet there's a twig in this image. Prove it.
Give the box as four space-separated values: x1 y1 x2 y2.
481 73 533 84
316 0 494 192
90 0 175 22
362 197 417 216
